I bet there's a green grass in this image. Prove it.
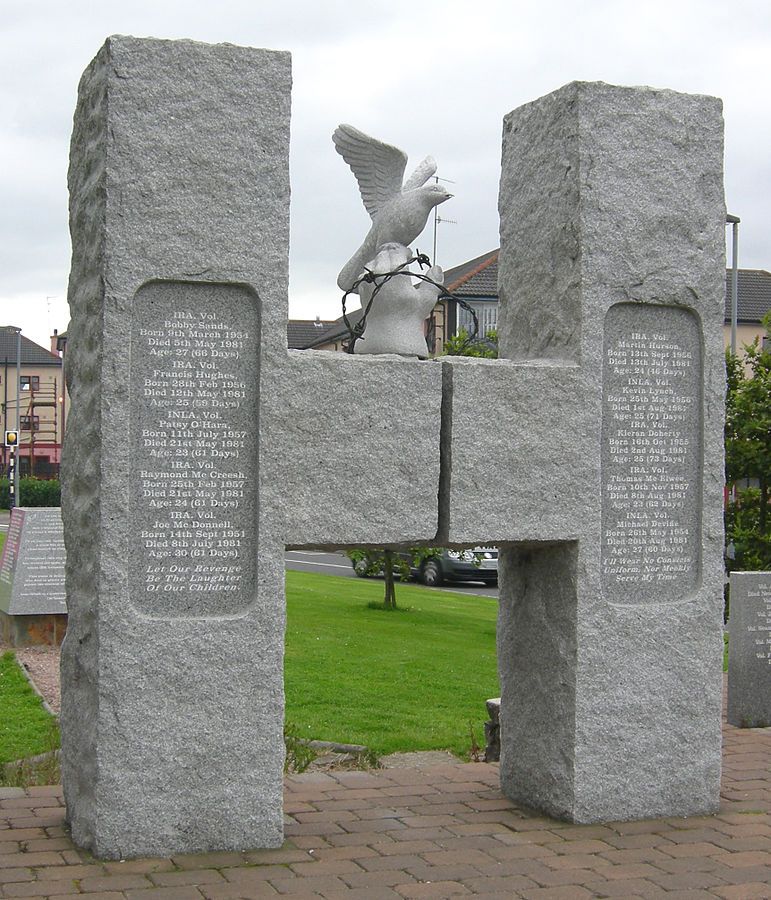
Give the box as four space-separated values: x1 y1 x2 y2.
0 651 59 766
284 571 498 757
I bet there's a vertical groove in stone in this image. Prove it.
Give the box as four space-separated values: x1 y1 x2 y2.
436 361 454 544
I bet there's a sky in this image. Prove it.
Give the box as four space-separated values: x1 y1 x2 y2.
1 0 769 350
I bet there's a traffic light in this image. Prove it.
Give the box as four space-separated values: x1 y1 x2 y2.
4 430 18 448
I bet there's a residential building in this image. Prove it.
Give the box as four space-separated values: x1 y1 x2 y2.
288 251 770 355
0 327 68 478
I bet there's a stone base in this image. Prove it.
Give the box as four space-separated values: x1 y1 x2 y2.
0 611 68 647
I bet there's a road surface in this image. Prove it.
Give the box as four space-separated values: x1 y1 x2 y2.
286 549 499 599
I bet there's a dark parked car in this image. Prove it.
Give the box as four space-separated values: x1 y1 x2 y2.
351 547 498 587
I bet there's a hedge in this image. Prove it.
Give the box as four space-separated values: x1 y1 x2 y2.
0 478 61 509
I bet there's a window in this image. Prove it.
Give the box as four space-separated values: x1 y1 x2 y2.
457 300 499 338
20 376 40 391
20 416 40 431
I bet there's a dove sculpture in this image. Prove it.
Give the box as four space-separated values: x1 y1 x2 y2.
333 124 452 293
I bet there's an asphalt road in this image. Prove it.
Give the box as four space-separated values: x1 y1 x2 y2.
286 549 499 599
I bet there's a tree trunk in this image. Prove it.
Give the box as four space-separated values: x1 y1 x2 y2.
760 479 768 536
383 549 397 609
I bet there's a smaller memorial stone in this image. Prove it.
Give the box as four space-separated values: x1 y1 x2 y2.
727 572 771 728
0 507 66 645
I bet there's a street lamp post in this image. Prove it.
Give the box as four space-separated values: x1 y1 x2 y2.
726 214 740 355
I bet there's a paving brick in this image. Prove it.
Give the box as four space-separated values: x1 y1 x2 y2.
149 870 227 887
393 881 471 897
713 850 771 868
581 878 663 897
301 845 378 862
342 868 417 887
402 862 488 883
2 881 79 897
289 859 364 877
103 860 178 875
199 883 279 899
267 873 349 894
242 849 311 866
418 849 498 867
79 874 155 892
124 888 206 900
0 851 64 867
713 884 771 898
0 862 33 881
323 889 402 900
171 850 246 869
647 869 729 891
221 865 296 883
460 873 539 893
520 886 596 899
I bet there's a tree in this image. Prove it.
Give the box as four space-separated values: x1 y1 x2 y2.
347 547 440 609
724 313 771 571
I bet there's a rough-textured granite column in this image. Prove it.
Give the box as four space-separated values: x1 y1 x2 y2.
62 35 443 859
442 82 726 822
61 36 292 859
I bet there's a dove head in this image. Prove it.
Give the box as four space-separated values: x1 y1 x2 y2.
420 183 453 209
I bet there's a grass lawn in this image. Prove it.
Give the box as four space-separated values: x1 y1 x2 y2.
0 651 59 766
285 570 499 757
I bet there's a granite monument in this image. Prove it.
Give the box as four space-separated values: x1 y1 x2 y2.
0 507 67 645
727 571 771 728
62 37 726 858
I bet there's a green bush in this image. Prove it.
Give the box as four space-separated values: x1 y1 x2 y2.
0 477 60 509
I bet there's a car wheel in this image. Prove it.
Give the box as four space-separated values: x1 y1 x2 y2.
353 559 369 577
421 560 443 587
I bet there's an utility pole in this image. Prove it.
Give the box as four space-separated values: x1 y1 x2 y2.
9 326 22 509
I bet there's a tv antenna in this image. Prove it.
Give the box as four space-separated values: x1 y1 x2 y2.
431 175 457 264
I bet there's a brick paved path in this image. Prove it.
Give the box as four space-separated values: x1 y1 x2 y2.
2 719 769 897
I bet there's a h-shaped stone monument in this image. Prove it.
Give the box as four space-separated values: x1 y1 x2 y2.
61 36 726 859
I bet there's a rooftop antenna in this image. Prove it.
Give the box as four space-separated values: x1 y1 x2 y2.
431 175 457 264
46 296 57 336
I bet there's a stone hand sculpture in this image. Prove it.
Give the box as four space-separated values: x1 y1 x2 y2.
354 243 443 358
333 124 452 293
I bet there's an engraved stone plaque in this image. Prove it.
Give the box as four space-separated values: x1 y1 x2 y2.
727 572 771 727
130 281 259 618
601 304 702 604
0 507 66 615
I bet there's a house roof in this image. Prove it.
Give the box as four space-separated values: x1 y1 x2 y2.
0 327 61 366
724 269 771 324
443 249 499 297
287 319 339 349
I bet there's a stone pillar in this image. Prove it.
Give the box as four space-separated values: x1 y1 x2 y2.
61 36 291 858
442 82 726 822
496 82 726 822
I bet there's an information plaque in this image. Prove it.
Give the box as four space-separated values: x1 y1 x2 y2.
601 304 702 604
130 281 260 618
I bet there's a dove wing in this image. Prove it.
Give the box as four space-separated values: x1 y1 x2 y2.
402 155 437 192
333 124 407 219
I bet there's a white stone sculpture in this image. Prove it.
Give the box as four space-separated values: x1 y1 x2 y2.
353 243 443 357
333 124 451 356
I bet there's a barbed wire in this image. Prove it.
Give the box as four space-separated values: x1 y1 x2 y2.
341 250 481 355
